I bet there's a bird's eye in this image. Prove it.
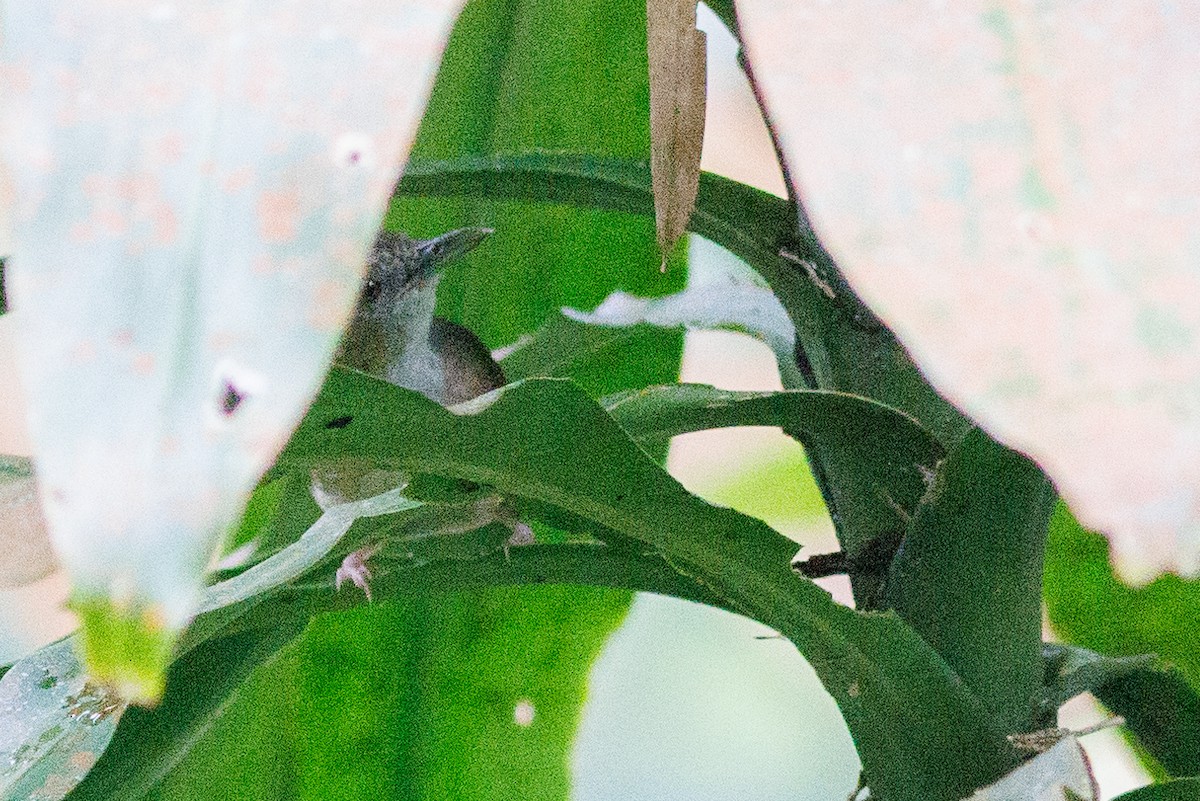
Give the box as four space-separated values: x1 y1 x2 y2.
362 278 382 302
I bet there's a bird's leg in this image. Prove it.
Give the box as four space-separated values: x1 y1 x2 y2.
335 542 383 602
330 491 535 602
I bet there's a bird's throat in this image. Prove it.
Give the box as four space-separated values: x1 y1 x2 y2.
337 282 446 401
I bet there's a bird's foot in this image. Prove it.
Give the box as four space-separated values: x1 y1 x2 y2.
335 543 382 602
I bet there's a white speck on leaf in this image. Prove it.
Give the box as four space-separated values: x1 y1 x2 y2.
331 132 376 170
513 699 535 727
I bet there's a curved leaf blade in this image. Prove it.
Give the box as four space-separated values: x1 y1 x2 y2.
1046 505 1200 776
886 428 1055 734
602 382 941 560
1094 665 1200 780
273 369 1017 801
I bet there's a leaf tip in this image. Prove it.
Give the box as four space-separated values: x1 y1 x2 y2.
70 593 176 706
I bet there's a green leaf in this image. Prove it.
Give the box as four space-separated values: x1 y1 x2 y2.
67 601 310 801
1040 644 1156 713
603 381 939 454
269 368 1017 801
1095 668 1200 780
1112 779 1200 801
1045 504 1200 776
601 382 940 530
0 638 125 801
885 428 1055 734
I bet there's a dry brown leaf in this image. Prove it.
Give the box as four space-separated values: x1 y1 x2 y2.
647 0 707 271
739 1 1200 582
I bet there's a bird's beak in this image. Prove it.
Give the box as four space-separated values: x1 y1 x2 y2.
415 226 494 276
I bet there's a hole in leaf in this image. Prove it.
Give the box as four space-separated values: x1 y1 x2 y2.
220 381 245 416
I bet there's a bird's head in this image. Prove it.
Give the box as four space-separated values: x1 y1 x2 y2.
356 226 494 317
338 226 493 376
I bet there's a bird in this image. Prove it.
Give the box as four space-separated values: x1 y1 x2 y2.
313 226 504 509
312 226 525 599
333 227 504 406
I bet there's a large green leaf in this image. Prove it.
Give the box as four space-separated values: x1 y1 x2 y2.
1045 504 1200 777
262 368 1018 801
885 428 1055 734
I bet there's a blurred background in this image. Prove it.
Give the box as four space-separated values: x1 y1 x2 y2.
0 2 1155 799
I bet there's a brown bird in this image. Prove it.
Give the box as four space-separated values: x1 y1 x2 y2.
313 226 504 510
335 227 504 405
